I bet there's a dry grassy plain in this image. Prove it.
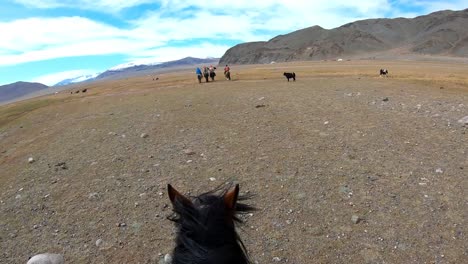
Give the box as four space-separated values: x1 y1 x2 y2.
1 60 467 263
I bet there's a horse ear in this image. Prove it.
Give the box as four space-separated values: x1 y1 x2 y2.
168 184 192 207
224 184 239 210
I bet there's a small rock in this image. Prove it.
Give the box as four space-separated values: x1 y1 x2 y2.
435 168 443 174
457 116 468 125
140 133 149 138
164 254 173 264
27 253 64 264
382 97 389 102
183 149 196 155
88 193 100 199
95 239 103 247
351 215 360 224
209 177 216 181
273 257 281 262
55 162 67 170
324 121 329 125
28 157 35 163
186 160 193 163
255 104 266 108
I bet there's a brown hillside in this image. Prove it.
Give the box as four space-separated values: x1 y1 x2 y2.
220 9 468 64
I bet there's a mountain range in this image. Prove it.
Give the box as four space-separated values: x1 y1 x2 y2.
219 9 468 64
0 81 49 104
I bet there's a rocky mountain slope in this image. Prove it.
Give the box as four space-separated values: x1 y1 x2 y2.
220 9 468 64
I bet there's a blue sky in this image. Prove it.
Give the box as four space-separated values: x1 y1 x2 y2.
0 0 467 86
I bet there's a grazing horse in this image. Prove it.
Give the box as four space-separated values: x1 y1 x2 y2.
210 67 216 82
203 67 210 82
283 72 296 82
224 71 231 80
167 184 255 264
380 69 388 77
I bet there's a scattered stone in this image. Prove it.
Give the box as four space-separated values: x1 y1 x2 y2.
164 254 173 264
435 168 443 174
382 97 389 102
54 162 68 170
324 121 329 125
183 149 196 155
117 223 126 227
186 160 193 163
255 104 266 108
458 116 468 125
15 194 21 199
88 193 100 200
140 133 149 138
351 215 360 224
27 253 64 264
209 177 216 181
273 257 281 262
258 97 265 101
95 239 103 247
28 157 35 163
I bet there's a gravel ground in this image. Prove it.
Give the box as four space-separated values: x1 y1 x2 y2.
0 61 467 263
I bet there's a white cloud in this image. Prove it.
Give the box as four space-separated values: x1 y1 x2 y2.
12 0 155 12
2 0 467 69
32 69 98 86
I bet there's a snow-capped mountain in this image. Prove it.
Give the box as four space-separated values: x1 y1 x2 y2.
108 61 161 71
53 57 219 85
54 73 100 86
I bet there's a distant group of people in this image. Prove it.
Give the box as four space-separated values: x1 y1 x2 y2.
196 65 231 83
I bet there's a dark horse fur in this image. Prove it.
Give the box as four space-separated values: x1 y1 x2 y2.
209 71 216 81
167 184 255 264
283 72 296 81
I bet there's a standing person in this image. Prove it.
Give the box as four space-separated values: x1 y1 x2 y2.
203 66 210 82
224 64 231 80
196 67 202 83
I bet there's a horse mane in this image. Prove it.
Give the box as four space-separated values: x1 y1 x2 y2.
168 184 255 264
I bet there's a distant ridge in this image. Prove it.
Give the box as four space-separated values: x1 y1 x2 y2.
95 57 219 81
220 9 468 64
0 81 49 103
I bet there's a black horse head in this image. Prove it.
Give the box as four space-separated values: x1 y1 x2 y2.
167 184 255 264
